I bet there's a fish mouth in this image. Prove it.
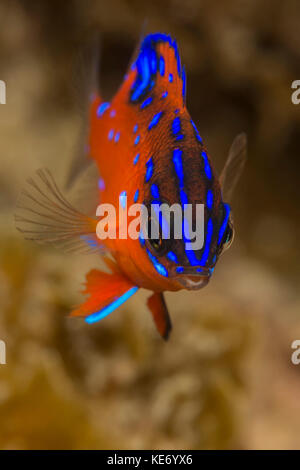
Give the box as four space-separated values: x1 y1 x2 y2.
170 265 212 290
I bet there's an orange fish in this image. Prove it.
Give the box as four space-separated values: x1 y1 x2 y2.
16 33 246 340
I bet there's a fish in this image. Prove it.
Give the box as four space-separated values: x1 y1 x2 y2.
15 33 247 340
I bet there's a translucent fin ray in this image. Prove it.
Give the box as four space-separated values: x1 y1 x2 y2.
15 168 103 255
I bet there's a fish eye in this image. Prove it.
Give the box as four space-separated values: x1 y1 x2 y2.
220 223 234 253
147 215 170 256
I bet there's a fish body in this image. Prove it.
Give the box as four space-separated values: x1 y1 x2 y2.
88 34 224 292
16 33 246 339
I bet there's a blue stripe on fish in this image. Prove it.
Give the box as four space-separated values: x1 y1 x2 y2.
139 229 145 246
85 287 138 324
206 190 213 209
182 66 186 99
152 202 170 239
182 218 201 266
159 56 165 76
201 151 212 179
218 203 230 244
146 249 168 277
190 120 203 144
199 219 213 265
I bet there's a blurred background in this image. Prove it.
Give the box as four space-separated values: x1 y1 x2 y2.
0 0 300 450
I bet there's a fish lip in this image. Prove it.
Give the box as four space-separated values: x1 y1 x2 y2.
170 265 213 290
170 265 212 277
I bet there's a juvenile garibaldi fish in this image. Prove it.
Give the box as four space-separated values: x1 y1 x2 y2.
16 33 246 339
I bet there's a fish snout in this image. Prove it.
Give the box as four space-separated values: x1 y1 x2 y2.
171 265 212 290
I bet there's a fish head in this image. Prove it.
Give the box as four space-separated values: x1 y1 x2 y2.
134 115 235 291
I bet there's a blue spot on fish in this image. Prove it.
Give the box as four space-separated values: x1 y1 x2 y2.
133 153 140 165
148 111 163 130
134 135 140 145
159 56 165 76
145 157 153 182
161 91 168 99
169 73 173 82
172 149 184 187
98 178 105 191
151 184 159 199
141 97 153 109
114 131 120 143
97 102 110 117
167 251 178 262
108 129 114 140
120 191 127 209
133 124 138 133
110 109 116 118
134 189 139 203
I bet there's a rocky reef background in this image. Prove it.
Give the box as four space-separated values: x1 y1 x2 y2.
0 0 299 449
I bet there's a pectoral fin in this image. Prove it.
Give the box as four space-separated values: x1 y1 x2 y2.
220 133 247 202
15 168 102 254
147 292 172 340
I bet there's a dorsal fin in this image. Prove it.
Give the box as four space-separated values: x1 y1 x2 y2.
129 33 186 107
